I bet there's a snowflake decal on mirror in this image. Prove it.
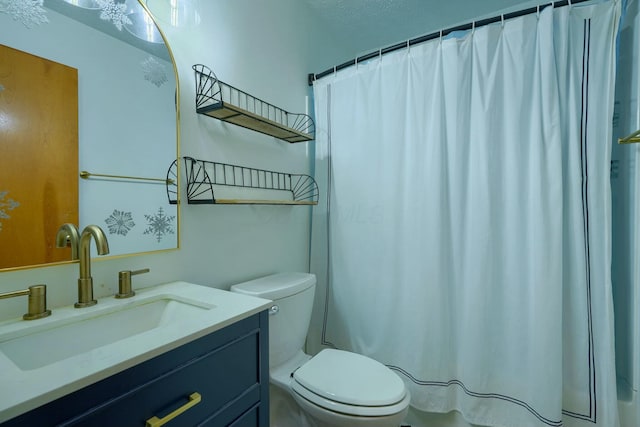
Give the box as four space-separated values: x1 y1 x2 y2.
0 0 48 28
0 191 20 233
105 209 135 236
143 207 175 242
96 0 131 31
141 56 168 87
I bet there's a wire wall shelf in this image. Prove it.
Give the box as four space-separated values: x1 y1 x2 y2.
166 160 179 204
167 157 319 205
193 64 315 143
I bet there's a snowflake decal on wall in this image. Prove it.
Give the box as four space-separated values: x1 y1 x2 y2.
0 191 20 233
0 0 48 28
143 207 175 242
105 209 135 236
141 56 168 87
96 0 131 31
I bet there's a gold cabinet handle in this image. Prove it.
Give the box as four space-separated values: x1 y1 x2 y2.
145 392 202 427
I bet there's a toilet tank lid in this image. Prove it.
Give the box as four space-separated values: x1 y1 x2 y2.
230 272 316 300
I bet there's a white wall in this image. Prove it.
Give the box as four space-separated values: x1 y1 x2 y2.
0 0 347 321
149 0 345 287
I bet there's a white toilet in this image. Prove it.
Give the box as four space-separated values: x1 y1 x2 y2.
231 272 410 427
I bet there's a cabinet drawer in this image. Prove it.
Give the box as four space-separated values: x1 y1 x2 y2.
229 405 259 427
62 331 260 426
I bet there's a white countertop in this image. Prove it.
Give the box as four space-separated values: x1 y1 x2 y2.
0 281 272 423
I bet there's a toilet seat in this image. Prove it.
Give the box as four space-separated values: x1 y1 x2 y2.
291 349 409 417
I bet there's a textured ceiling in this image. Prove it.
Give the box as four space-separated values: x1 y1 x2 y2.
303 0 539 59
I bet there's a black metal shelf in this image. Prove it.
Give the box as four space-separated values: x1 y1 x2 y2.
166 159 179 204
193 64 314 143
167 157 319 205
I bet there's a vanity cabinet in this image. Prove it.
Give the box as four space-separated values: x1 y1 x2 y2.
1 311 269 427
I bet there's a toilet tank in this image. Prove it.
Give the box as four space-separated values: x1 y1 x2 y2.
230 273 316 368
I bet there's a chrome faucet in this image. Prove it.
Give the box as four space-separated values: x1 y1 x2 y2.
55 223 80 260
75 225 110 308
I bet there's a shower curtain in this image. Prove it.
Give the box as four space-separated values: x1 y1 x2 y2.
311 2 621 427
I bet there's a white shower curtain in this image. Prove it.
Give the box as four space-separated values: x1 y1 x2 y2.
311 2 621 427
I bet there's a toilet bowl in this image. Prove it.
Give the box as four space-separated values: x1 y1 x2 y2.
231 272 410 427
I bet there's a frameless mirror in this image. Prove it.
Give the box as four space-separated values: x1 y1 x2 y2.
0 0 178 270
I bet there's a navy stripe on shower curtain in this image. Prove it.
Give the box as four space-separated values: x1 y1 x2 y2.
562 18 596 424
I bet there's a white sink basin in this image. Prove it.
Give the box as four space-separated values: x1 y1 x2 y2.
0 296 213 371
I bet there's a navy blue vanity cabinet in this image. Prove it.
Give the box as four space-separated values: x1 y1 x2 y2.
1 311 269 427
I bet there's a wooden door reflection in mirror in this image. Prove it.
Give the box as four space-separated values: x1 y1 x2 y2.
0 44 78 268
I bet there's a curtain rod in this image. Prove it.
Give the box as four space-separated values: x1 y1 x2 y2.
307 0 591 86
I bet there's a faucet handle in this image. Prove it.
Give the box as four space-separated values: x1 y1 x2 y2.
116 268 150 299
0 284 52 320
55 223 80 260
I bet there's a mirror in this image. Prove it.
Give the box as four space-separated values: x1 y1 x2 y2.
0 0 178 270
